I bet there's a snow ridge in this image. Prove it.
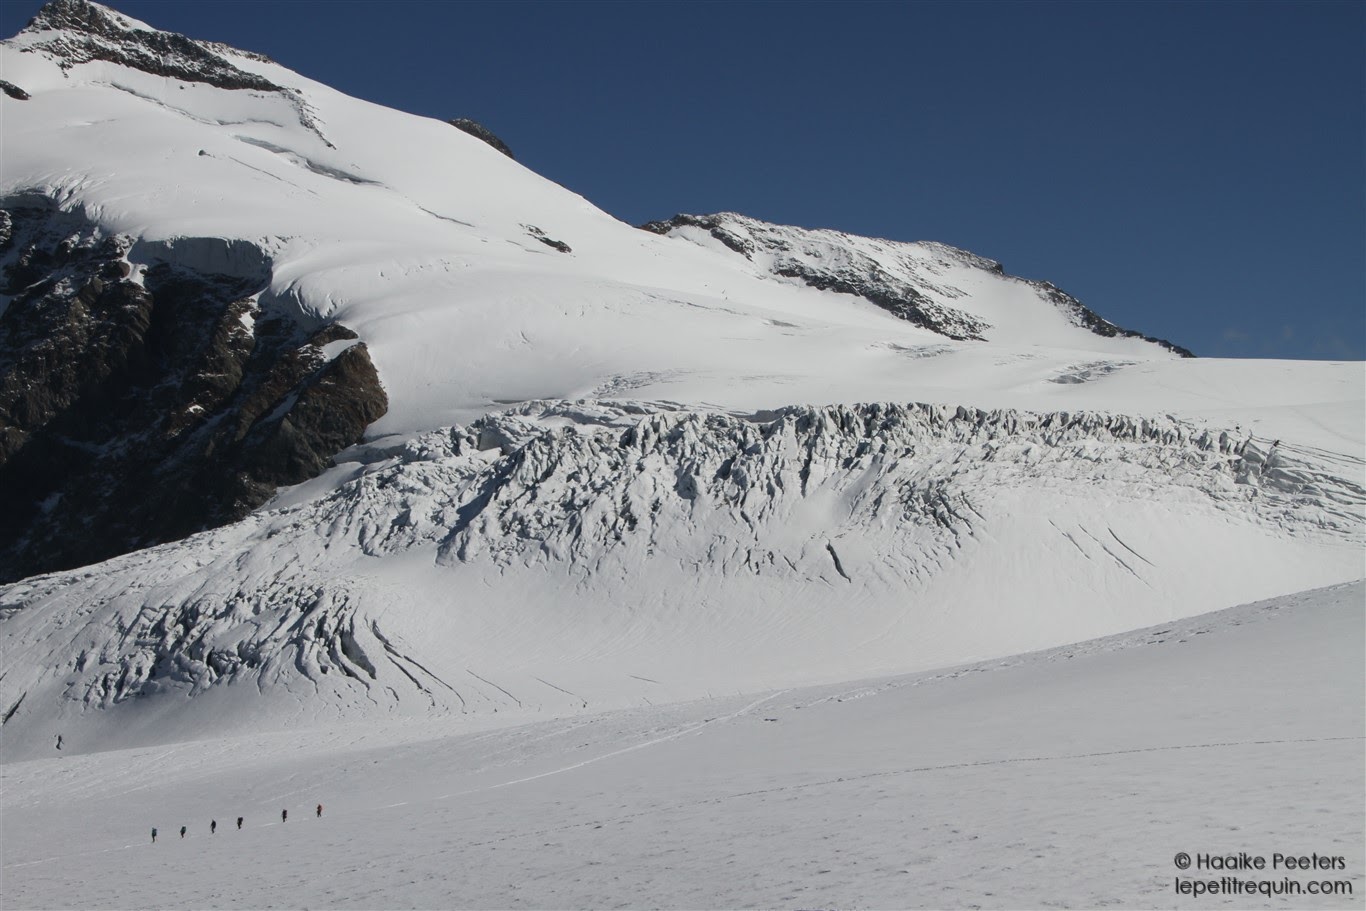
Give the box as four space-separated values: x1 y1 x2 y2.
11 0 332 144
20 0 281 92
643 212 1193 354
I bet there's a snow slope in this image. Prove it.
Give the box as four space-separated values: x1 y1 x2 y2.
0 1 1363 758
1 401 1360 758
2 1 1353 440
3 582 1361 909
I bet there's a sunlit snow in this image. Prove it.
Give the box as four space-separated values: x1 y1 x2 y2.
0 5 1362 907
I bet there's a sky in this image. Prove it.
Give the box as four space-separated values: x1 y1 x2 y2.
2 0 1362 360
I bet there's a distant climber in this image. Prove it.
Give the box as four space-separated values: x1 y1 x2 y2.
179 826 187 839
151 827 157 843
211 819 217 834
281 809 287 823
236 816 243 830
316 803 323 818
55 734 62 750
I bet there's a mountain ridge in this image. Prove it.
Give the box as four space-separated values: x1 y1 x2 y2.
18 0 284 94
641 212 1195 355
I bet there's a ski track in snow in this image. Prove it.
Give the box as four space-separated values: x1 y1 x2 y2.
3 689 791 870
2 725 1359 875
3 582 1363 909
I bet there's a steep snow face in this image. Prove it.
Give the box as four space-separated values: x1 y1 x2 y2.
3 0 1207 445
0 2 1357 449
1 401 1360 757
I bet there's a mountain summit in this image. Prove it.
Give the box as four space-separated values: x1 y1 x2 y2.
0 1 1360 756
21 0 282 90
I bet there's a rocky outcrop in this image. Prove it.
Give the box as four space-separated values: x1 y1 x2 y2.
0 200 387 583
448 118 514 160
642 212 1193 354
770 261 987 340
642 213 753 256
20 0 282 91
522 224 570 253
641 214 989 340
0 79 29 100
1026 279 1194 357
14 0 334 144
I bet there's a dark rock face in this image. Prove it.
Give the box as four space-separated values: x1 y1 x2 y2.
641 213 753 256
21 0 282 92
0 201 387 583
448 118 514 160
769 262 987 341
522 224 571 254
1026 280 1194 357
0 80 29 100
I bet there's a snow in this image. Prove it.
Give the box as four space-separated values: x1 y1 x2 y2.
2 581 1361 908
5 13 1359 444
1 402 1359 758
0 13 1362 899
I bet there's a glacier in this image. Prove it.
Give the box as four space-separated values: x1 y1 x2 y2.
0 3 1362 908
1 399 1359 757
0 0 1361 762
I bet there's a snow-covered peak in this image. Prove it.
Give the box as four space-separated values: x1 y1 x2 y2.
25 0 157 37
645 211 1001 272
15 0 281 91
642 212 1193 355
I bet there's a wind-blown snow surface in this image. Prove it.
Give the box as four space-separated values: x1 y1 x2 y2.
1 2 1364 760
3 582 1362 909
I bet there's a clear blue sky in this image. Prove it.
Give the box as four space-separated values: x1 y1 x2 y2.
5 0 1363 359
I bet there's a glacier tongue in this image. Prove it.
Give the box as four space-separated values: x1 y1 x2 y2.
1 400 1359 756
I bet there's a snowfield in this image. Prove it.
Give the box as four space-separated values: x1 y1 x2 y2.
3 582 1362 909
